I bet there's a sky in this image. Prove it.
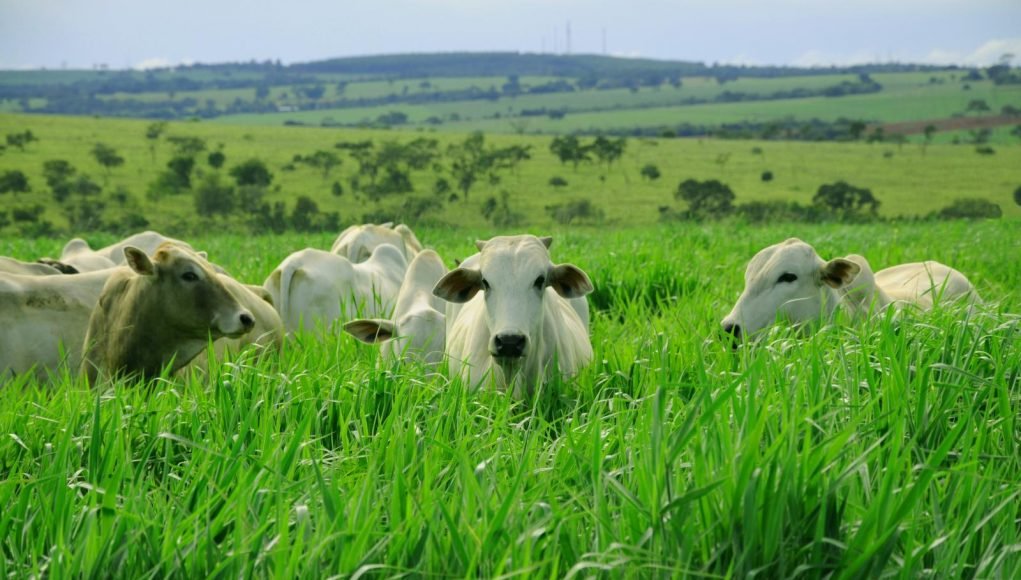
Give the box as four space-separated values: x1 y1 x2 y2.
0 0 1018 70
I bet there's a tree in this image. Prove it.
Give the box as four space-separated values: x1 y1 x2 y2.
91 143 124 177
922 124 937 154
166 135 207 157
590 136 626 173
1012 125 1021 142
43 159 77 203
848 120 867 141
447 132 487 201
144 121 167 163
167 156 196 188
549 136 590 171
812 181 880 219
207 150 226 169
966 99 991 115
229 159 273 187
640 164 661 181
5 130 37 151
300 150 342 179
0 170 30 194
1014 185 1021 207
194 173 236 217
675 179 736 219
254 85 270 100
549 176 569 188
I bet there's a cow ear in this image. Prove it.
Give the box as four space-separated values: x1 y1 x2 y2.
539 236 553 249
549 264 593 298
820 258 861 289
433 268 483 303
343 319 395 343
474 239 488 252
124 246 155 276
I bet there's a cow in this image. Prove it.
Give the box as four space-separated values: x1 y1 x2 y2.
433 235 593 398
344 249 448 367
0 256 66 276
721 238 980 342
187 275 285 371
330 223 423 262
1 268 116 379
81 244 254 382
263 243 407 334
49 231 200 273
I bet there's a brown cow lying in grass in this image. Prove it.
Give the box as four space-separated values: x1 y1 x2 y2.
81 243 255 382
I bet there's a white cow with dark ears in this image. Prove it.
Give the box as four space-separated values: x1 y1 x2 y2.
722 238 979 342
433 235 593 399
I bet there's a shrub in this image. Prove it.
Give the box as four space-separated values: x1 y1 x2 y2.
229 158 273 187
640 164 661 181
1014 185 1021 207
975 145 996 155
675 178 736 219
194 173 236 217
207 150 226 169
0 170 30 194
812 180 880 219
933 198 1002 219
481 191 523 227
546 198 605 225
548 176 569 188
760 170 773 182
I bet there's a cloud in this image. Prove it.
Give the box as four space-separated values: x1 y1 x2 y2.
133 57 196 70
923 38 1021 66
791 49 882 67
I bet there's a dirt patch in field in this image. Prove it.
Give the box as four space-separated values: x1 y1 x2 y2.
880 115 1021 136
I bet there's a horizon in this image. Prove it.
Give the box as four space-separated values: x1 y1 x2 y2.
1 0 1018 71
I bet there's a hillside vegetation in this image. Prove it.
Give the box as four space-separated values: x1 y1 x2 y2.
1 113 1019 239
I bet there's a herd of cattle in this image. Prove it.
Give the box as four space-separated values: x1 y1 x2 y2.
0 224 981 395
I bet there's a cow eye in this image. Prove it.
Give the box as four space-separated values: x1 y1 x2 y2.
533 275 545 290
481 279 490 291
181 271 199 282
777 272 798 284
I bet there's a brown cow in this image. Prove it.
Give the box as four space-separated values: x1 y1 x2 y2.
81 243 254 382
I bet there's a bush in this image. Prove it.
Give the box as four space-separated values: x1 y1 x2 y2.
207 150 226 169
0 170 30 194
194 173 236 217
735 201 824 223
761 170 774 182
639 164 661 181
674 178 735 219
933 198 1002 219
481 191 523 227
229 158 273 187
545 199 605 225
812 180 880 219
290 196 340 232
1014 185 1021 207
975 145 996 155
548 176 569 188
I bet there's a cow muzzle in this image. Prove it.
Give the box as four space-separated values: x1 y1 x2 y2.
218 309 255 338
491 331 527 360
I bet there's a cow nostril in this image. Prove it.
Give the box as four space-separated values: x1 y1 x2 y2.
240 313 254 329
493 333 526 358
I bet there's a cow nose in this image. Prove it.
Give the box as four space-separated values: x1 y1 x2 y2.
493 333 527 358
722 322 741 338
240 312 255 330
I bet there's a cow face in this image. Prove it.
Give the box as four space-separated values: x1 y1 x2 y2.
721 238 859 341
434 235 592 373
124 244 254 339
344 307 445 365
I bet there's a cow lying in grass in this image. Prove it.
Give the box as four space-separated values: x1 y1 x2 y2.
81 244 255 382
344 249 448 367
433 235 593 398
721 238 980 342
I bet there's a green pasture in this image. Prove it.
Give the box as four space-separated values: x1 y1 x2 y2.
1 113 1018 237
0 221 1019 577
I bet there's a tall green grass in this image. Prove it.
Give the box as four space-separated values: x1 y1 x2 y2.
1 221 1019 576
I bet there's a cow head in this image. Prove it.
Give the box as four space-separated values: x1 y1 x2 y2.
433 235 592 373
124 243 255 339
344 307 445 365
721 238 859 341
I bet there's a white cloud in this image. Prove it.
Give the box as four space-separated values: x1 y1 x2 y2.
133 57 196 70
923 38 1021 66
791 49 882 67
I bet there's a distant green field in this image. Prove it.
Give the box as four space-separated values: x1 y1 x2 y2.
0 112 1018 238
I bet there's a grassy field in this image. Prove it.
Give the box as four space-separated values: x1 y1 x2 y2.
1 113 1019 238
1 221 1019 577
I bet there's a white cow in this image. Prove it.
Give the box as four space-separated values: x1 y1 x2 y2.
721 238 980 341
0 268 117 379
52 231 200 273
344 249 448 367
433 235 593 398
331 223 423 262
0 256 65 276
263 243 407 333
